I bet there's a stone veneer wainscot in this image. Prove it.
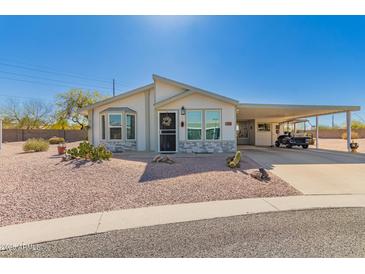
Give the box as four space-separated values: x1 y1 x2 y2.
100 140 137 153
178 140 236 153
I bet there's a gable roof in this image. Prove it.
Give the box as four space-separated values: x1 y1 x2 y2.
153 74 238 106
79 83 154 114
79 75 238 115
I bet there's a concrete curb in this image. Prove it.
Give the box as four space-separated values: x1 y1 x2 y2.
1 194 365 250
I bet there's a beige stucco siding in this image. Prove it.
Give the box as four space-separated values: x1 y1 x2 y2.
92 91 148 151
157 93 236 142
154 79 185 103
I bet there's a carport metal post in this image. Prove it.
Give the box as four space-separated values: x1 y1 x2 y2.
346 111 352 152
316 115 319 149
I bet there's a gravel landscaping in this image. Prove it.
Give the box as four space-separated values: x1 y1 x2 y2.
0 142 300 227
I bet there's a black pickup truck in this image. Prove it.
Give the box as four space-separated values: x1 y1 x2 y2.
275 134 312 149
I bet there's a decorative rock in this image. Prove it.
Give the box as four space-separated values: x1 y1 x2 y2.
152 154 175 164
250 168 271 182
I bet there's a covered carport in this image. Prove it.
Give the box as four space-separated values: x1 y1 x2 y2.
236 103 361 152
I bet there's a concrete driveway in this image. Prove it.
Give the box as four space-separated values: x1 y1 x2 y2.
242 147 365 194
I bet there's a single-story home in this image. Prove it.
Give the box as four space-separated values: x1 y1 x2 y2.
81 75 360 153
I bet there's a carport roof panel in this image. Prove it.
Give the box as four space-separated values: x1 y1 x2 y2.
237 103 360 122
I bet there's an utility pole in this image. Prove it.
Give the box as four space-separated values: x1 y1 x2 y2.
113 79 115 97
332 114 335 128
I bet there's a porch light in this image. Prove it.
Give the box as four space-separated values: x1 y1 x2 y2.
181 106 186 115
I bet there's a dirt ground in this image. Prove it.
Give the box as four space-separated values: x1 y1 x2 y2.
310 138 365 153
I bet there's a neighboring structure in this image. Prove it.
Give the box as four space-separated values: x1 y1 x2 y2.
81 75 360 153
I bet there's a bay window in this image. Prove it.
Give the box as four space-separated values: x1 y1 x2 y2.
126 114 136 140
101 115 106 140
109 113 122 140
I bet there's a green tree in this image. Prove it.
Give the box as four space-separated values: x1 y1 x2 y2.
55 89 104 130
351 120 365 129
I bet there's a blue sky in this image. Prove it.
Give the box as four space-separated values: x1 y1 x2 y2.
0 16 364 126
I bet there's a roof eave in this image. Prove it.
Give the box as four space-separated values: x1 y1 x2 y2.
79 83 154 114
238 103 361 112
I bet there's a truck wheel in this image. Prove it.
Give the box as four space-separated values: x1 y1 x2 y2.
275 141 280 147
302 145 308 149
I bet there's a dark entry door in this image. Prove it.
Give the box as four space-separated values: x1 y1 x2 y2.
159 112 177 152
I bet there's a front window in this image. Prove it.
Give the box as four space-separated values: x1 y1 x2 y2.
187 110 202 140
126 114 136 140
205 110 221 140
109 113 122 140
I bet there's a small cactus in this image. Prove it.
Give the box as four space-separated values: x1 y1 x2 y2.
65 141 112 162
227 151 241 168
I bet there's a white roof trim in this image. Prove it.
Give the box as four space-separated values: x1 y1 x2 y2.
153 74 238 105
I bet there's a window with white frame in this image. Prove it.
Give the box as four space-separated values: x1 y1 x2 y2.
205 110 221 140
126 114 136 140
257 123 271 132
101 115 106 140
109 113 122 140
187 110 202 140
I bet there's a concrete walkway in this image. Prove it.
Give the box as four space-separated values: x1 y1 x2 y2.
1 194 365 250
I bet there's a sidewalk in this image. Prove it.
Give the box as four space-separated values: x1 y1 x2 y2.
1 194 365 250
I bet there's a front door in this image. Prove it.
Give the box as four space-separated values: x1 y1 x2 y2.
159 111 177 153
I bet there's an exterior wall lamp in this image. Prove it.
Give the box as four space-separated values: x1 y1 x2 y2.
181 106 186 115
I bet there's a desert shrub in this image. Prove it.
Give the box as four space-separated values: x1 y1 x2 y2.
23 138 49 152
49 136 65 144
341 131 359 140
66 141 112 162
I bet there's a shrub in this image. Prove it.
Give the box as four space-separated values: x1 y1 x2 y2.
49 136 65 144
23 138 49 152
66 141 112 162
341 131 359 140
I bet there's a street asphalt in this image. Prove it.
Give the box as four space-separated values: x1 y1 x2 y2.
1 208 364 257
